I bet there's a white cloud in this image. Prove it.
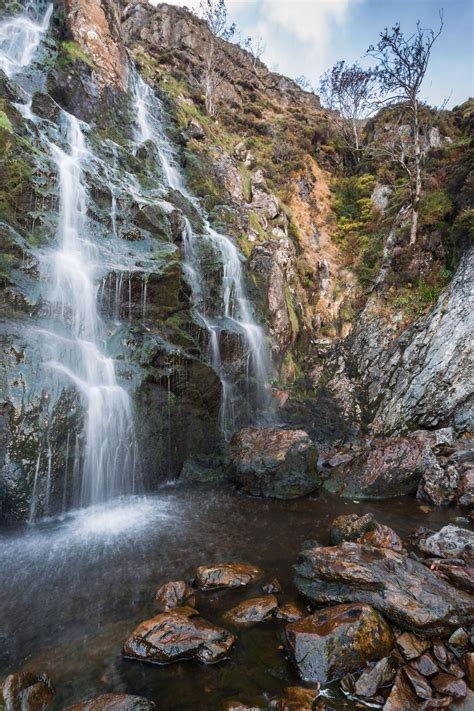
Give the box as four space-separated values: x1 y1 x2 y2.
148 0 354 85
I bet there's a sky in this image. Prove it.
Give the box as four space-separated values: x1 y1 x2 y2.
150 0 474 108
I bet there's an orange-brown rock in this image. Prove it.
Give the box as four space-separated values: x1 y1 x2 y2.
359 523 404 552
64 0 128 90
396 632 431 660
155 580 195 612
195 562 263 590
285 603 394 683
270 686 320 710
383 669 419 711
275 601 307 622
465 652 474 690
122 606 235 664
65 693 156 710
0 671 55 711
222 595 278 627
432 673 467 698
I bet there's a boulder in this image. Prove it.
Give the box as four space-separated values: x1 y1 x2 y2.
229 427 319 499
417 525 474 559
285 603 394 683
65 694 156 710
322 432 441 498
0 672 55 711
294 543 474 636
223 595 278 627
155 580 195 612
122 606 235 664
195 562 263 590
329 513 376 544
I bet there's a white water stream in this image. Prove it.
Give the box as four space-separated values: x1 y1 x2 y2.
133 73 271 437
0 3 137 518
0 1 52 78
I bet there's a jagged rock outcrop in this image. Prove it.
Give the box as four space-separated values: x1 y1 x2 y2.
64 0 128 90
349 246 474 434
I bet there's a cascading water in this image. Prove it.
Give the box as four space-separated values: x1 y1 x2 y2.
0 1 52 78
41 114 137 509
132 72 272 437
0 3 138 518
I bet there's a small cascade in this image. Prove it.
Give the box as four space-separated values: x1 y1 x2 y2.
132 72 272 438
0 2 52 78
38 113 138 511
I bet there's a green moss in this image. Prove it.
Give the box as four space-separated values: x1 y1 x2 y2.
59 41 96 70
332 173 384 291
420 190 453 227
0 111 13 133
285 285 300 338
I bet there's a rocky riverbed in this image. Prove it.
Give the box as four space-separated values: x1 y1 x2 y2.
0 485 472 710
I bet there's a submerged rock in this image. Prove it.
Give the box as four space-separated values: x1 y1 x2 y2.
294 542 474 635
65 694 156 710
154 580 195 612
0 671 55 711
195 563 263 590
122 606 235 664
285 603 394 683
229 427 319 499
223 595 278 627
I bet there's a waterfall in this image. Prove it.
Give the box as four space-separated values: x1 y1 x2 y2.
0 2 52 78
132 72 272 438
41 114 137 508
0 3 138 518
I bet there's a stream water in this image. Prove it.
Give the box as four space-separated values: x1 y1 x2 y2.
0 486 466 709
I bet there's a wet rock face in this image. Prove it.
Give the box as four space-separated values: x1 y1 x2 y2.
348 246 474 434
294 542 474 636
0 671 55 710
222 595 278 627
65 693 156 710
248 239 298 358
122 606 235 664
64 0 128 90
229 427 319 499
285 603 394 683
195 563 263 590
322 431 441 499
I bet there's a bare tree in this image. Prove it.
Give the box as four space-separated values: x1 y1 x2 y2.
319 61 378 161
294 75 313 92
244 33 265 71
367 13 444 243
199 0 236 116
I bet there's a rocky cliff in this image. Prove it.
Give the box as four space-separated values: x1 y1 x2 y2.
0 0 472 522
